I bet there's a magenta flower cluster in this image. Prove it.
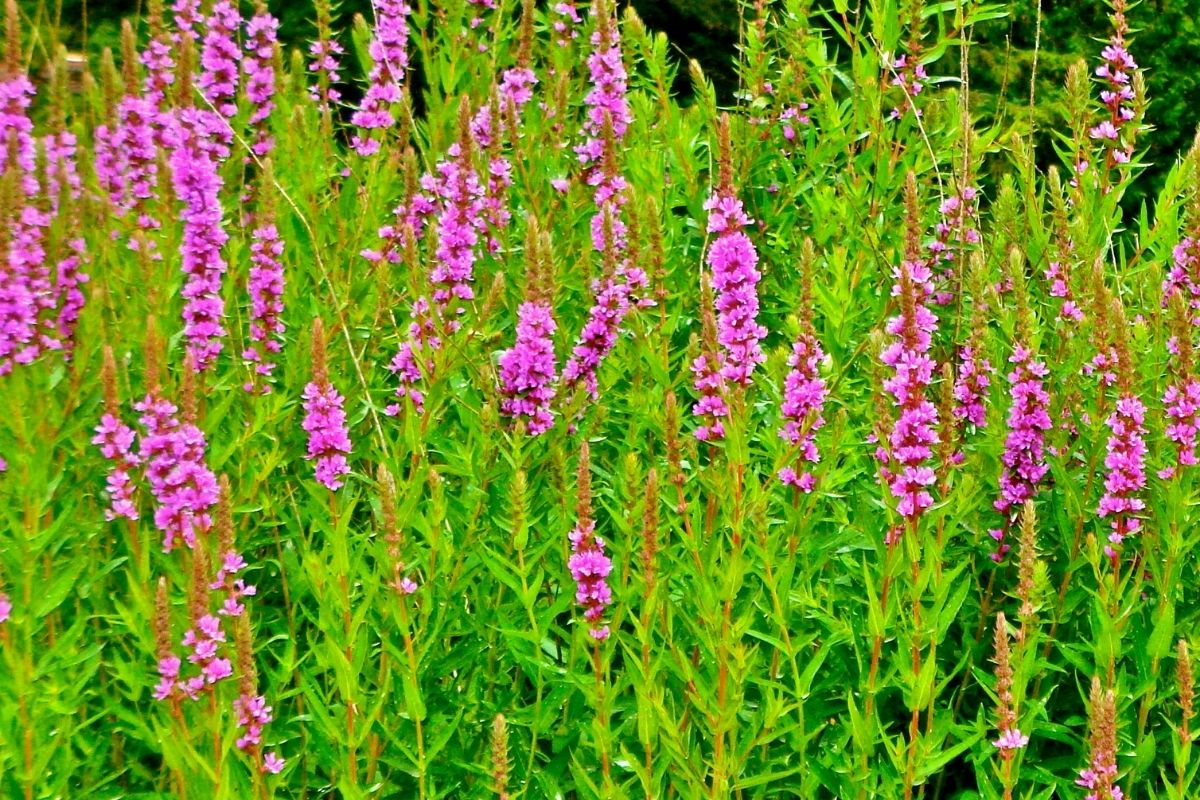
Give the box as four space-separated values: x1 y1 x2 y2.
351 0 411 156
889 54 927 119
993 728 1030 751
308 36 345 109
561 15 650 404
952 345 991 430
552 2 581 46
234 692 284 773
1161 376 1200 479
990 345 1051 560
387 136 486 413
93 413 142 521
242 221 286 392
567 519 613 640
1077 755 1124 800
929 186 980 306
575 24 631 177
1163 236 1200 316
0 66 38 197
171 0 203 45
136 393 221 552
1096 394 1146 557
243 8 279 157
168 111 230 373
778 331 827 491
562 262 634 402
1046 256 1084 323
115 94 161 235
878 257 939 537
141 20 175 111
1090 33 1137 166
690 346 728 443
199 0 243 140
302 380 352 491
497 302 558 435
705 192 766 386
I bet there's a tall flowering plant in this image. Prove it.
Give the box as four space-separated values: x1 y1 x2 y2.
497 221 557 435
302 319 352 491
351 0 411 155
877 176 939 541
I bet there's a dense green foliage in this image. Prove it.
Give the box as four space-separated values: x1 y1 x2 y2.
3 0 1200 798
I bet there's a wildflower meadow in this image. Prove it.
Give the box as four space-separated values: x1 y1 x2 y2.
2 0 1200 796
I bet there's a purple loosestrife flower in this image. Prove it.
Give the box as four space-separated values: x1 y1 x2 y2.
135 379 220 552
303 321 352 491
387 107 487 414
778 325 827 491
691 285 729 442
1160 296 1200 479
351 0 411 156
1160 380 1200 479
308 39 344 108
427 118 485 323
94 119 126 208
1077 679 1123 800
952 345 991 429
2 202 51 373
387 297 439 414
243 7 279 157
569 523 613 640
888 53 928 120
690 363 728 442
199 0 242 128
242 216 285 393
1163 236 1200 317
172 0 204 45
53 235 88 359
560 246 632 401
469 103 514 255
990 345 1051 560
211 551 256 617
308 1 344 113
234 693 273 747
559 8 648 406
552 2 582 46
879 258 939 535
153 654 182 700
181 613 233 695
1046 258 1084 323
0 593 11 624
1097 394 1146 557
43 132 82 212
878 183 939 542
0 40 38 199
142 2 175 111
499 66 537 112
928 186 980 306
302 381 352 490
115 94 161 235
168 110 230 372
567 443 612 640
498 301 558 436
1090 1 1138 171
575 4 631 177
705 189 766 386
361 175 436 266
94 413 142 521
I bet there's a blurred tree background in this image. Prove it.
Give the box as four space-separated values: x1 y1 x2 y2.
17 0 1200 205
